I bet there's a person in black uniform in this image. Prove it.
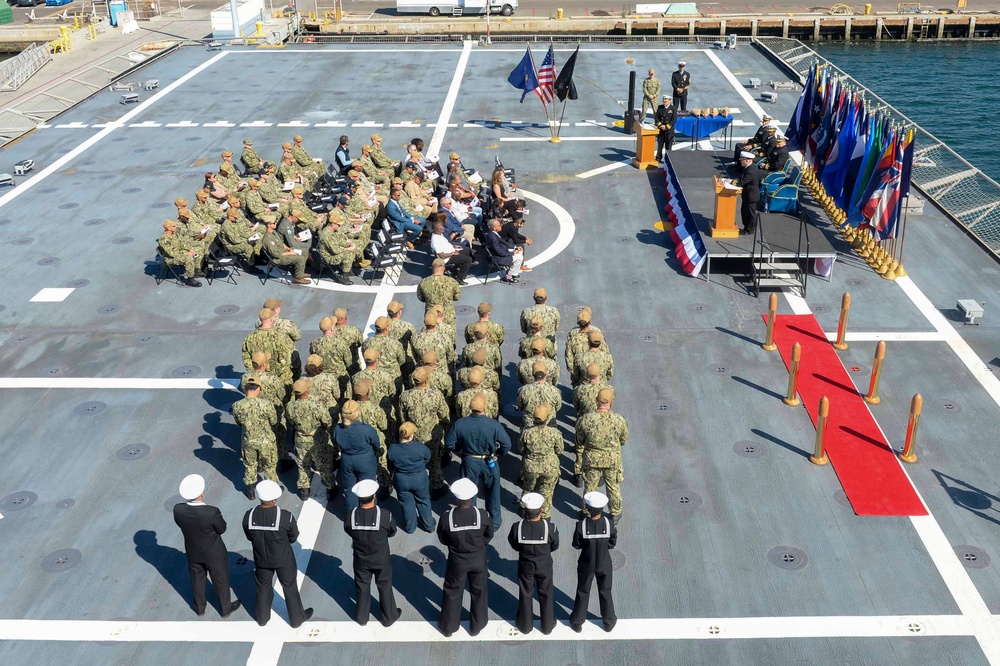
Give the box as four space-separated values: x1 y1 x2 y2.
670 61 691 111
344 479 402 627
735 151 763 235
570 491 618 633
387 422 435 534
653 95 677 161
437 477 494 637
332 400 382 511
507 492 559 635
172 474 241 618
243 480 313 628
766 133 790 172
445 393 512 530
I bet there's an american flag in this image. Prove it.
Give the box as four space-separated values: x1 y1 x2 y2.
535 46 556 104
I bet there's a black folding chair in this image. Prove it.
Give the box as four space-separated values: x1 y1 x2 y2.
478 244 507 285
258 252 291 286
360 241 401 286
153 245 187 286
205 242 241 286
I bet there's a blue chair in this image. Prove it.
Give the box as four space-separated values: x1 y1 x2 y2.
762 160 795 193
767 167 801 214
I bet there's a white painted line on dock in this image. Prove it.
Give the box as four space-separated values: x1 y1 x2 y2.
500 137 633 143
823 331 948 343
576 160 631 179
351 121 384 127
463 123 483 128
427 40 472 162
427 123 458 128
165 121 199 127
241 121 273 127
203 121 236 127
0 615 977 644
389 122 422 128
55 122 88 129
277 121 310 127
313 121 347 128
36 123 50 129
29 288 74 303
129 121 161 128
0 378 239 390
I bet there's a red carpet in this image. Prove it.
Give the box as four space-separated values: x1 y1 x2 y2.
767 314 927 516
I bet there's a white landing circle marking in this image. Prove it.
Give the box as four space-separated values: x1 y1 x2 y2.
304 188 575 294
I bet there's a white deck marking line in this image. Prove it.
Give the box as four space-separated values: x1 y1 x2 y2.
36 123 50 129
241 121 273 127
313 121 347 127
29 287 74 303
499 137 634 143
277 121 310 127
0 51 229 211
129 121 162 128
54 122 89 128
426 123 458 128
427 39 472 162
228 48 466 53
389 122 422 128
705 49 769 122
823 331 948 343
351 121 384 127
203 121 236 127
0 615 975 643
576 160 631 179
165 121 199 127
0 378 239 389
246 638 285 665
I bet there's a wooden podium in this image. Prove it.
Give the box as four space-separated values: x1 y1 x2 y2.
712 175 741 238
631 120 659 169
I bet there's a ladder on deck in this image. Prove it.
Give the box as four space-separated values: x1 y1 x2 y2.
452 6 463 14
750 208 811 298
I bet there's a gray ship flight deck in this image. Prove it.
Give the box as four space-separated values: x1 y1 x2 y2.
0 41 999 666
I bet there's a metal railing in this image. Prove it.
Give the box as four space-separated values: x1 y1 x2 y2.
754 36 1000 262
292 33 758 44
0 43 53 92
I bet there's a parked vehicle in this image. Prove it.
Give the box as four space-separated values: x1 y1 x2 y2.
396 0 517 16
44 0 74 7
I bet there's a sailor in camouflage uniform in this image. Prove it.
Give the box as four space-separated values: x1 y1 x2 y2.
572 331 614 387
353 379 391 488
462 322 502 375
240 350 290 466
520 287 560 351
519 404 563 519
352 348 396 425
515 361 562 434
232 376 279 499
241 138 262 174
517 338 560 387
259 298 302 382
416 258 461 327
575 388 628 521
454 366 498 419
286 378 336 501
518 316 556 360
573 364 613 417
310 316 354 397
564 307 609 376
332 307 364 373
362 317 407 392
413 311 456 372
464 302 505 347
386 300 417 376
397 367 450 494
242 308 294 390
302 354 341 408
157 220 204 287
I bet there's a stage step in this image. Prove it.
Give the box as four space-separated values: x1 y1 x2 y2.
753 261 802 273
756 276 803 289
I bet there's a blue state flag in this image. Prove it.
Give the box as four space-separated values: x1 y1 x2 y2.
507 47 540 103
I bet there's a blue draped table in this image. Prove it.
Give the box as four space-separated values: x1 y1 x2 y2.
674 114 734 139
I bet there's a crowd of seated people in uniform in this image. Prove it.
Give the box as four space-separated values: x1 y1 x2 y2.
157 134 533 288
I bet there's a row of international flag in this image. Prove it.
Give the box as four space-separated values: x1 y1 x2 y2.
507 45 580 105
786 63 915 240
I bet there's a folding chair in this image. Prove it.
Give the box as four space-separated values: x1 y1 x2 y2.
258 253 291 286
478 244 507 285
381 219 406 245
311 247 352 285
375 228 405 255
206 242 241 286
153 245 187 286
360 241 400 286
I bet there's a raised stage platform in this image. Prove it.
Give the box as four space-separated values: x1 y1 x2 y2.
667 150 839 285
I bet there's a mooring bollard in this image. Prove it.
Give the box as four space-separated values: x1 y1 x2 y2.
762 293 778 351
833 292 851 351
784 342 802 406
810 396 830 465
863 340 886 405
899 393 922 464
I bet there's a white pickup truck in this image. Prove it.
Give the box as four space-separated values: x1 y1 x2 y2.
396 0 517 16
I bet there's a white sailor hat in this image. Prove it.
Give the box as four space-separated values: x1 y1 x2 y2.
256 480 282 502
584 491 609 509
740 150 756 159
678 60 687 66
450 478 478 501
178 474 205 501
762 114 772 121
775 132 787 141
352 479 380 498
521 493 545 511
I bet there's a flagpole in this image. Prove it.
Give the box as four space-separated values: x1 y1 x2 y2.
527 46 554 139
553 97 570 142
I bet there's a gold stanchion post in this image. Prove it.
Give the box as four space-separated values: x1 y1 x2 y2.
863 340 886 405
762 293 778 351
784 342 802 406
810 396 830 465
899 393 922 463
833 291 851 351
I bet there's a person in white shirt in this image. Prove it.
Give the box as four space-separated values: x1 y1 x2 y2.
430 221 473 284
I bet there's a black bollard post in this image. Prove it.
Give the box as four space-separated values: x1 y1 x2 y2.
625 69 637 135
